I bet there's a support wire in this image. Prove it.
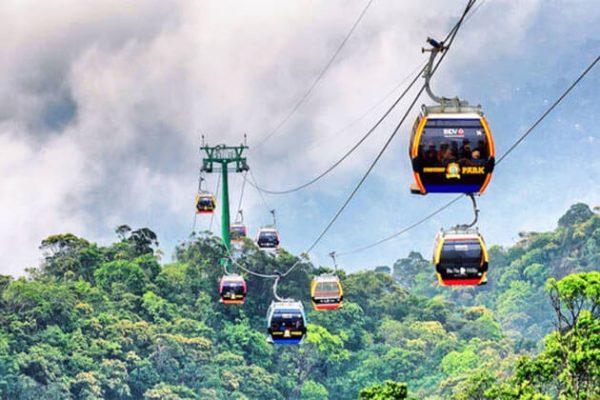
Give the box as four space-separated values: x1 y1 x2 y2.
223 0 479 294
255 0 375 149
246 63 426 194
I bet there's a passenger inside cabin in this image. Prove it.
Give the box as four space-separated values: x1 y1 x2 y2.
477 140 488 159
419 133 490 169
459 139 472 160
469 150 485 165
440 147 456 165
437 143 449 164
424 143 438 164
451 141 459 158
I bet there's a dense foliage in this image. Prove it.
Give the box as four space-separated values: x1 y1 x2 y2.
0 205 598 399
393 203 600 347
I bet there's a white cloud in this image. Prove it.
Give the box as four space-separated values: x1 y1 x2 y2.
2 0 598 275
0 124 88 275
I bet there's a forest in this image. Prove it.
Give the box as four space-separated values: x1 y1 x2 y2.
0 203 598 399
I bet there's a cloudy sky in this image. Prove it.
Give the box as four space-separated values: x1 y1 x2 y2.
1 0 599 276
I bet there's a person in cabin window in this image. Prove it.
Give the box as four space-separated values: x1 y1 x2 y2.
470 150 485 165
459 139 472 161
424 143 438 165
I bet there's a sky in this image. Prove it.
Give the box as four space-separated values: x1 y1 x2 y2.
1 0 599 277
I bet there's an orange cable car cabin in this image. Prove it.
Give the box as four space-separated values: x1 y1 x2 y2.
195 192 217 214
230 224 247 242
310 275 343 310
409 106 495 195
432 228 488 286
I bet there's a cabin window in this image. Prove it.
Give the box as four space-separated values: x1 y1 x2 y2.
440 240 482 268
420 119 490 168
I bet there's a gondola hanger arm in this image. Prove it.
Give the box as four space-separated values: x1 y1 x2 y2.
272 272 284 302
456 193 479 229
422 37 468 109
220 257 232 276
329 251 338 274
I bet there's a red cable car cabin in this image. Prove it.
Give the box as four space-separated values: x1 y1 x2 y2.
219 274 247 304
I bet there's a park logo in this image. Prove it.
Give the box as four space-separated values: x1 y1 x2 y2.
446 162 461 179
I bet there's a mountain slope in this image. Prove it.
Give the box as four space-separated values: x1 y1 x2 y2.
0 204 597 399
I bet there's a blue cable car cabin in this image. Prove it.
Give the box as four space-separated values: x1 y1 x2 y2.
267 301 307 345
410 106 495 195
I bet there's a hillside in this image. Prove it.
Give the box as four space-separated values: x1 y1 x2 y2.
0 204 598 399
393 203 599 348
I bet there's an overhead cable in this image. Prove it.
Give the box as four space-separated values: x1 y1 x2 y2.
496 55 599 165
221 0 478 281
335 53 599 257
247 63 426 194
278 0 477 276
255 0 375 149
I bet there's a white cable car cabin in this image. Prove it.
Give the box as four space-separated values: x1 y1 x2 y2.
256 227 280 249
267 300 307 345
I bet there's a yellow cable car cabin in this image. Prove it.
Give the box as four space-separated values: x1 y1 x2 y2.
219 274 247 305
409 105 495 195
195 192 216 214
230 224 247 242
310 275 343 310
432 228 488 286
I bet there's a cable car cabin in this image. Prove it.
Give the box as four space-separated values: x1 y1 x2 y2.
432 229 488 286
310 275 343 310
409 106 495 195
267 301 307 345
230 224 247 242
195 193 216 214
256 227 280 249
219 274 247 304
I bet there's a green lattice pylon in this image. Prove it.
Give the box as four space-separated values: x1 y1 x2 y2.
200 143 249 252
